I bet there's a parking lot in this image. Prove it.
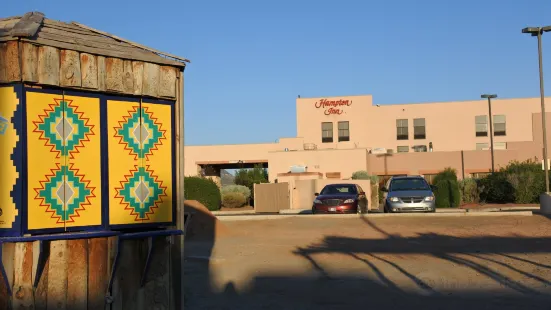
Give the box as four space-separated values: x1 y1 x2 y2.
184 213 551 310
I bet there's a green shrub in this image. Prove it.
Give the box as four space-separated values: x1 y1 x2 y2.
478 172 515 203
433 167 458 185
435 180 451 208
221 185 251 201
221 192 247 208
351 171 379 184
435 179 460 208
184 176 221 211
504 159 545 203
459 178 479 204
475 159 544 204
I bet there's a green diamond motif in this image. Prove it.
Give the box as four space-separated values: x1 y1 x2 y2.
117 108 164 159
38 100 91 157
39 166 92 221
119 167 165 219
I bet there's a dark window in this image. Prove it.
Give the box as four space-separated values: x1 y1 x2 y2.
321 122 333 143
475 115 488 137
412 145 427 152
494 115 506 136
338 121 350 142
320 184 357 195
389 178 431 191
413 118 426 139
397 146 409 153
396 119 408 140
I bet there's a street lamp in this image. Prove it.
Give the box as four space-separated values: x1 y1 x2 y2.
522 25 551 193
481 94 497 173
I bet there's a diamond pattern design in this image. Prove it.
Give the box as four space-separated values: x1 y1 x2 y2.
116 166 166 220
36 164 94 223
35 99 92 158
114 107 165 160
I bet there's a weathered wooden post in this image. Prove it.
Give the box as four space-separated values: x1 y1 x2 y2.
0 12 188 309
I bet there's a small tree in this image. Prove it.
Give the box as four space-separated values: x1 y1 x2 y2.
433 167 458 185
351 170 379 184
234 164 268 205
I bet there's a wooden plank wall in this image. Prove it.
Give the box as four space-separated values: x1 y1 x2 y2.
0 237 172 310
0 41 180 99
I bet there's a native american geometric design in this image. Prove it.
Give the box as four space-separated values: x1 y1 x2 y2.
0 115 8 136
33 99 93 159
115 165 167 220
35 164 95 223
113 106 166 160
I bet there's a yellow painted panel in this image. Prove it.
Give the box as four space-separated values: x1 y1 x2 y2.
107 100 142 225
26 92 65 230
0 87 20 229
142 103 173 224
63 95 102 228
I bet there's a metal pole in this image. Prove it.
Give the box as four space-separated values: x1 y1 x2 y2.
537 30 550 193
487 97 495 173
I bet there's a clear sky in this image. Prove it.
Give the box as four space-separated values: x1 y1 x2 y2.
5 0 551 145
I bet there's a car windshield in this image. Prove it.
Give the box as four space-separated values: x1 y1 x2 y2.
320 185 357 195
389 178 430 191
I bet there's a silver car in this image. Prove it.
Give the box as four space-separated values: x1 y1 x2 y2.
381 176 436 213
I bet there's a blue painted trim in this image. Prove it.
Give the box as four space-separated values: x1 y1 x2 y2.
21 84 33 235
109 222 174 231
0 230 120 242
100 96 110 231
170 102 177 226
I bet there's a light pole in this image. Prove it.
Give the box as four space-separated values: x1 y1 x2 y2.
522 26 551 193
481 94 497 173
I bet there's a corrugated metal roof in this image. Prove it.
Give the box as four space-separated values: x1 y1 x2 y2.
0 12 188 67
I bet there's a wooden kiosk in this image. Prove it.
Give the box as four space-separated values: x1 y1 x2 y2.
0 12 187 309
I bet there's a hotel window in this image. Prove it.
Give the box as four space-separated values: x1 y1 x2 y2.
494 142 507 150
397 146 409 153
412 145 427 152
338 121 350 142
493 115 506 136
476 143 489 150
413 118 426 139
396 119 408 140
321 122 333 143
475 115 488 137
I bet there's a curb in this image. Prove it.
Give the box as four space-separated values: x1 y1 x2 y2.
212 210 256 216
216 211 533 221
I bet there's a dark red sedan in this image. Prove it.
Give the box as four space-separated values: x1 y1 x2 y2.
312 183 368 214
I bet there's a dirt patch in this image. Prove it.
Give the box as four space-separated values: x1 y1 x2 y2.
185 214 551 309
184 200 232 240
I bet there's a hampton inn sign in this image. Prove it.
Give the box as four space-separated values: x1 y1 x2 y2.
315 99 353 115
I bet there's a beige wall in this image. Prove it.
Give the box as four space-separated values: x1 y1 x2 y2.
268 148 369 182
184 143 274 176
185 94 551 181
295 95 550 153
